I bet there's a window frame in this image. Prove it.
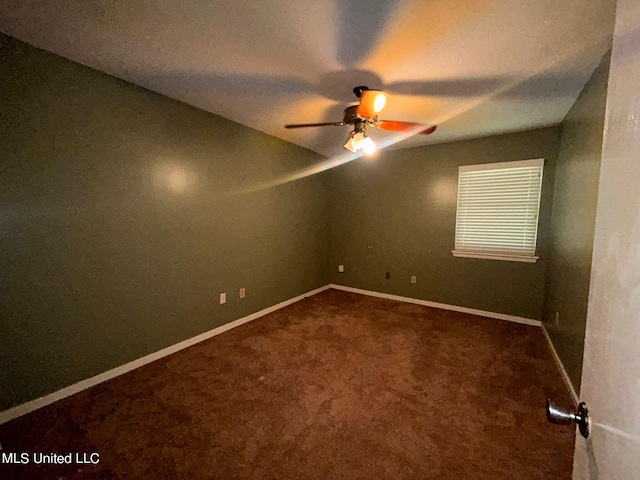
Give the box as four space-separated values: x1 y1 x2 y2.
452 158 545 263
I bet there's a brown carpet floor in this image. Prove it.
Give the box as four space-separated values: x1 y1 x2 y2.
0 289 575 479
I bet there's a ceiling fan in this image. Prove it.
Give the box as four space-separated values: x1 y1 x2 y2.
285 86 437 155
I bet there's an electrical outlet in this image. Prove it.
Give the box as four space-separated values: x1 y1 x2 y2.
555 311 560 325
338 264 344 273
239 288 245 299
411 276 417 284
385 272 391 280
220 293 226 305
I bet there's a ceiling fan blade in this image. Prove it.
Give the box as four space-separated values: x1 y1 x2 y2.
375 121 437 135
285 122 345 129
357 90 387 118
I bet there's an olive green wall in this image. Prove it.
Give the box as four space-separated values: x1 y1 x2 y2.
0 35 330 411
543 52 611 391
330 127 560 320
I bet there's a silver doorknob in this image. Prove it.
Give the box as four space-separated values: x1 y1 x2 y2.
546 398 590 438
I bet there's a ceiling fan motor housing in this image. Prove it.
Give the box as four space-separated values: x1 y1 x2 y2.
343 105 363 124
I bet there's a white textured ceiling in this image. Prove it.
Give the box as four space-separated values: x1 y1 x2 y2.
0 0 615 157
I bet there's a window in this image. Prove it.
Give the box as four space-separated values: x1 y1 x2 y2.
453 158 544 263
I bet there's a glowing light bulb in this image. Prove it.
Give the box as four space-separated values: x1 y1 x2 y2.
362 137 376 155
373 93 386 113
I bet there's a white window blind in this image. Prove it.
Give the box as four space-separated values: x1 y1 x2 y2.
453 158 544 263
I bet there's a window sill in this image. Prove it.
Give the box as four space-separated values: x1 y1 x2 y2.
452 251 539 263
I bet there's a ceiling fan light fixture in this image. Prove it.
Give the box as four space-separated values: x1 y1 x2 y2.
344 131 376 155
344 131 362 152
358 90 387 118
361 136 376 155
372 92 386 113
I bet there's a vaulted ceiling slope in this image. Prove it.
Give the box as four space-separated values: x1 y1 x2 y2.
0 0 615 157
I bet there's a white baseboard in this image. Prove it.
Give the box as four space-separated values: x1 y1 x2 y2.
0 284 330 425
541 323 579 405
330 284 542 327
